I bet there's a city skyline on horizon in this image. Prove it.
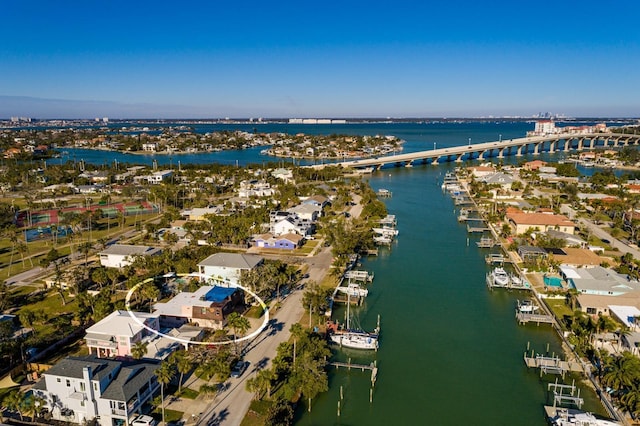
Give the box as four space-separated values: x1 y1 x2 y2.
2 1 640 119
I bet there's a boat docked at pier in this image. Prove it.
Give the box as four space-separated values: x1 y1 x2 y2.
490 267 510 287
336 283 369 298
329 330 379 350
545 406 620 426
517 299 539 314
328 293 379 351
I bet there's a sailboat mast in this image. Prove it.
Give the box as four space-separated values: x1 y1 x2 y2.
346 292 350 329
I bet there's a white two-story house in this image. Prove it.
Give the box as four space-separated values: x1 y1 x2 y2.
32 355 159 426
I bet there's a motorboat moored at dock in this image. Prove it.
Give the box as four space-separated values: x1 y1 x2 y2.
517 299 539 314
491 267 510 287
545 406 621 426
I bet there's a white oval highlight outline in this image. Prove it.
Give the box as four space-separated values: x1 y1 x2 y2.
125 276 270 346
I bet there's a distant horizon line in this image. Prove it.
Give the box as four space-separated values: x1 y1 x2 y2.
3 116 639 122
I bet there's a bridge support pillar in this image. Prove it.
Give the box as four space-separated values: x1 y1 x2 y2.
577 138 584 151
478 150 486 160
564 138 571 152
497 148 505 159
454 154 463 163
549 140 556 153
533 143 540 155
516 145 523 157
405 160 413 168
431 158 438 165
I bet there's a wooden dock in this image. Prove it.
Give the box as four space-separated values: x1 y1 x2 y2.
344 270 374 283
516 312 554 325
328 360 378 385
547 379 585 409
524 353 584 377
485 254 507 264
467 224 490 233
476 237 495 248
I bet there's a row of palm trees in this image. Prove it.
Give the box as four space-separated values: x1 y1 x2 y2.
564 307 640 418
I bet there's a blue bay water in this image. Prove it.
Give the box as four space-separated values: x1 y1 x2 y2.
62 121 616 424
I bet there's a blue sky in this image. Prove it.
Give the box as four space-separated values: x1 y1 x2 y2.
2 0 639 118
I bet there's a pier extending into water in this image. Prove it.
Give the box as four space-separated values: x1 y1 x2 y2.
548 379 585 409
516 312 554 325
524 352 584 378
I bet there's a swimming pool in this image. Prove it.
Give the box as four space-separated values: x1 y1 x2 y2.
544 276 564 287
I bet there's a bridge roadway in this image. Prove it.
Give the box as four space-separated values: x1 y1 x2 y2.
319 132 640 170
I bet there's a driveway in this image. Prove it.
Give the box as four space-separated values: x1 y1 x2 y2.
561 205 640 259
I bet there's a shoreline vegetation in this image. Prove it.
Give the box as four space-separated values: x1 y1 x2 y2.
1 125 404 162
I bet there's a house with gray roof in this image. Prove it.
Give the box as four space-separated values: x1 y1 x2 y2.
560 265 640 296
32 355 159 426
197 253 263 286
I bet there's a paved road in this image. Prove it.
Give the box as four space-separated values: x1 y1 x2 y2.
561 205 640 259
196 245 332 426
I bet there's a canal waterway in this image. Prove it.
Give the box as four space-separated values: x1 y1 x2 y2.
56 121 624 424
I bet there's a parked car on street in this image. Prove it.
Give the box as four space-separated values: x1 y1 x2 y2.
230 360 249 378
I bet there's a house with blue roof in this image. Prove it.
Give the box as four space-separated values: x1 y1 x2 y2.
153 285 243 329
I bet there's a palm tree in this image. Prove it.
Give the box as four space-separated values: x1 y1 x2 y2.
3 389 25 421
131 341 149 360
602 352 640 393
174 351 193 393
139 281 160 312
290 323 304 367
91 267 109 290
78 241 93 268
226 312 251 355
246 368 274 400
155 361 175 426
4 225 19 277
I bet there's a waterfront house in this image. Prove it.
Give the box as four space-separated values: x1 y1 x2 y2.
98 244 163 269
577 293 633 317
479 172 515 190
560 265 640 296
85 311 159 358
197 252 263 286
32 355 160 426
548 247 601 266
469 165 496 178
153 285 243 329
517 245 548 263
522 160 547 171
507 211 576 235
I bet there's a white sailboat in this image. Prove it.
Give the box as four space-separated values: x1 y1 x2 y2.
336 283 369 298
329 294 379 350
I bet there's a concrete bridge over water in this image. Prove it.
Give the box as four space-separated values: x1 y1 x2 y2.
321 132 640 170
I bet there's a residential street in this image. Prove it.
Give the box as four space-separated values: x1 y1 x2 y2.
561 204 640 259
194 245 333 426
